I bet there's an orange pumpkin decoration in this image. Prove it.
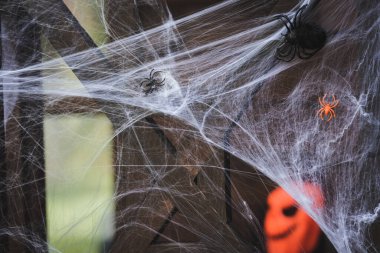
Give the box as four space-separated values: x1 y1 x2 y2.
264 183 323 253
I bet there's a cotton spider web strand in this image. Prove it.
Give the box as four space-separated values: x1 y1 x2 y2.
0 0 380 253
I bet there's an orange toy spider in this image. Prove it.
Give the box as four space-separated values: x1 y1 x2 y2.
317 94 339 122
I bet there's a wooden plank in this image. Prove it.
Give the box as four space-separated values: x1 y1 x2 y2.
4 101 46 253
1 5 46 252
152 164 249 253
110 121 178 253
0 13 8 251
146 115 226 244
104 0 141 39
152 115 226 224
4 105 26 253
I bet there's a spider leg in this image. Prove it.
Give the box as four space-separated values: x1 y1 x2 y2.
153 70 163 75
277 43 292 56
276 44 296 62
319 110 325 120
288 45 296 61
319 97 325 107
277 40 288 49
140 79 152 87
274 15 294 31
327 111 333 122
331 96 339 108
294 5 307 28
152 71 164 80
331 101 339 108
157 78 166 86
331 109 336 117
145 87 154 95
317 108 324 117
150 69 155 79
140 79 150 87
275 14 292 23
322 94 327 105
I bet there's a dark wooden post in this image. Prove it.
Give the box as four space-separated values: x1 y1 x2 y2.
1 3 46 252
0 12 8 252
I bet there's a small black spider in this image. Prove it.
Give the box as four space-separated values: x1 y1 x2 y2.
140 69 165 95
275 5 327 62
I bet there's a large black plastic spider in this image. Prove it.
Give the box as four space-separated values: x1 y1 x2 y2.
275 5 327 62
140 69 165 95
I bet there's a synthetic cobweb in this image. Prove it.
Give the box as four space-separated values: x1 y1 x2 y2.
0 0 379 252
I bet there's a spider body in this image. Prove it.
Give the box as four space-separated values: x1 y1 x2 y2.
317 94 339 122
275 5 327 61
140 69 165 95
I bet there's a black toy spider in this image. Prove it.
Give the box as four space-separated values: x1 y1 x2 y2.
275 5 327 62
140 69 166 95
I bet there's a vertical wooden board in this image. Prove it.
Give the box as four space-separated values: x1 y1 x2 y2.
196 152 226 230
229 156 275 252
0 14 8 251
1 5 46 252
137 1 168 30
20 98 46 252
4 106 26 253
110 121 178 253
152 115 227 227
3 101 46 253
105 0 141 39
141 115 227 246
151 209 200 244
160 166 251 253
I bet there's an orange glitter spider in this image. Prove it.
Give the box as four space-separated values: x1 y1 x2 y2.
317 94 339 122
